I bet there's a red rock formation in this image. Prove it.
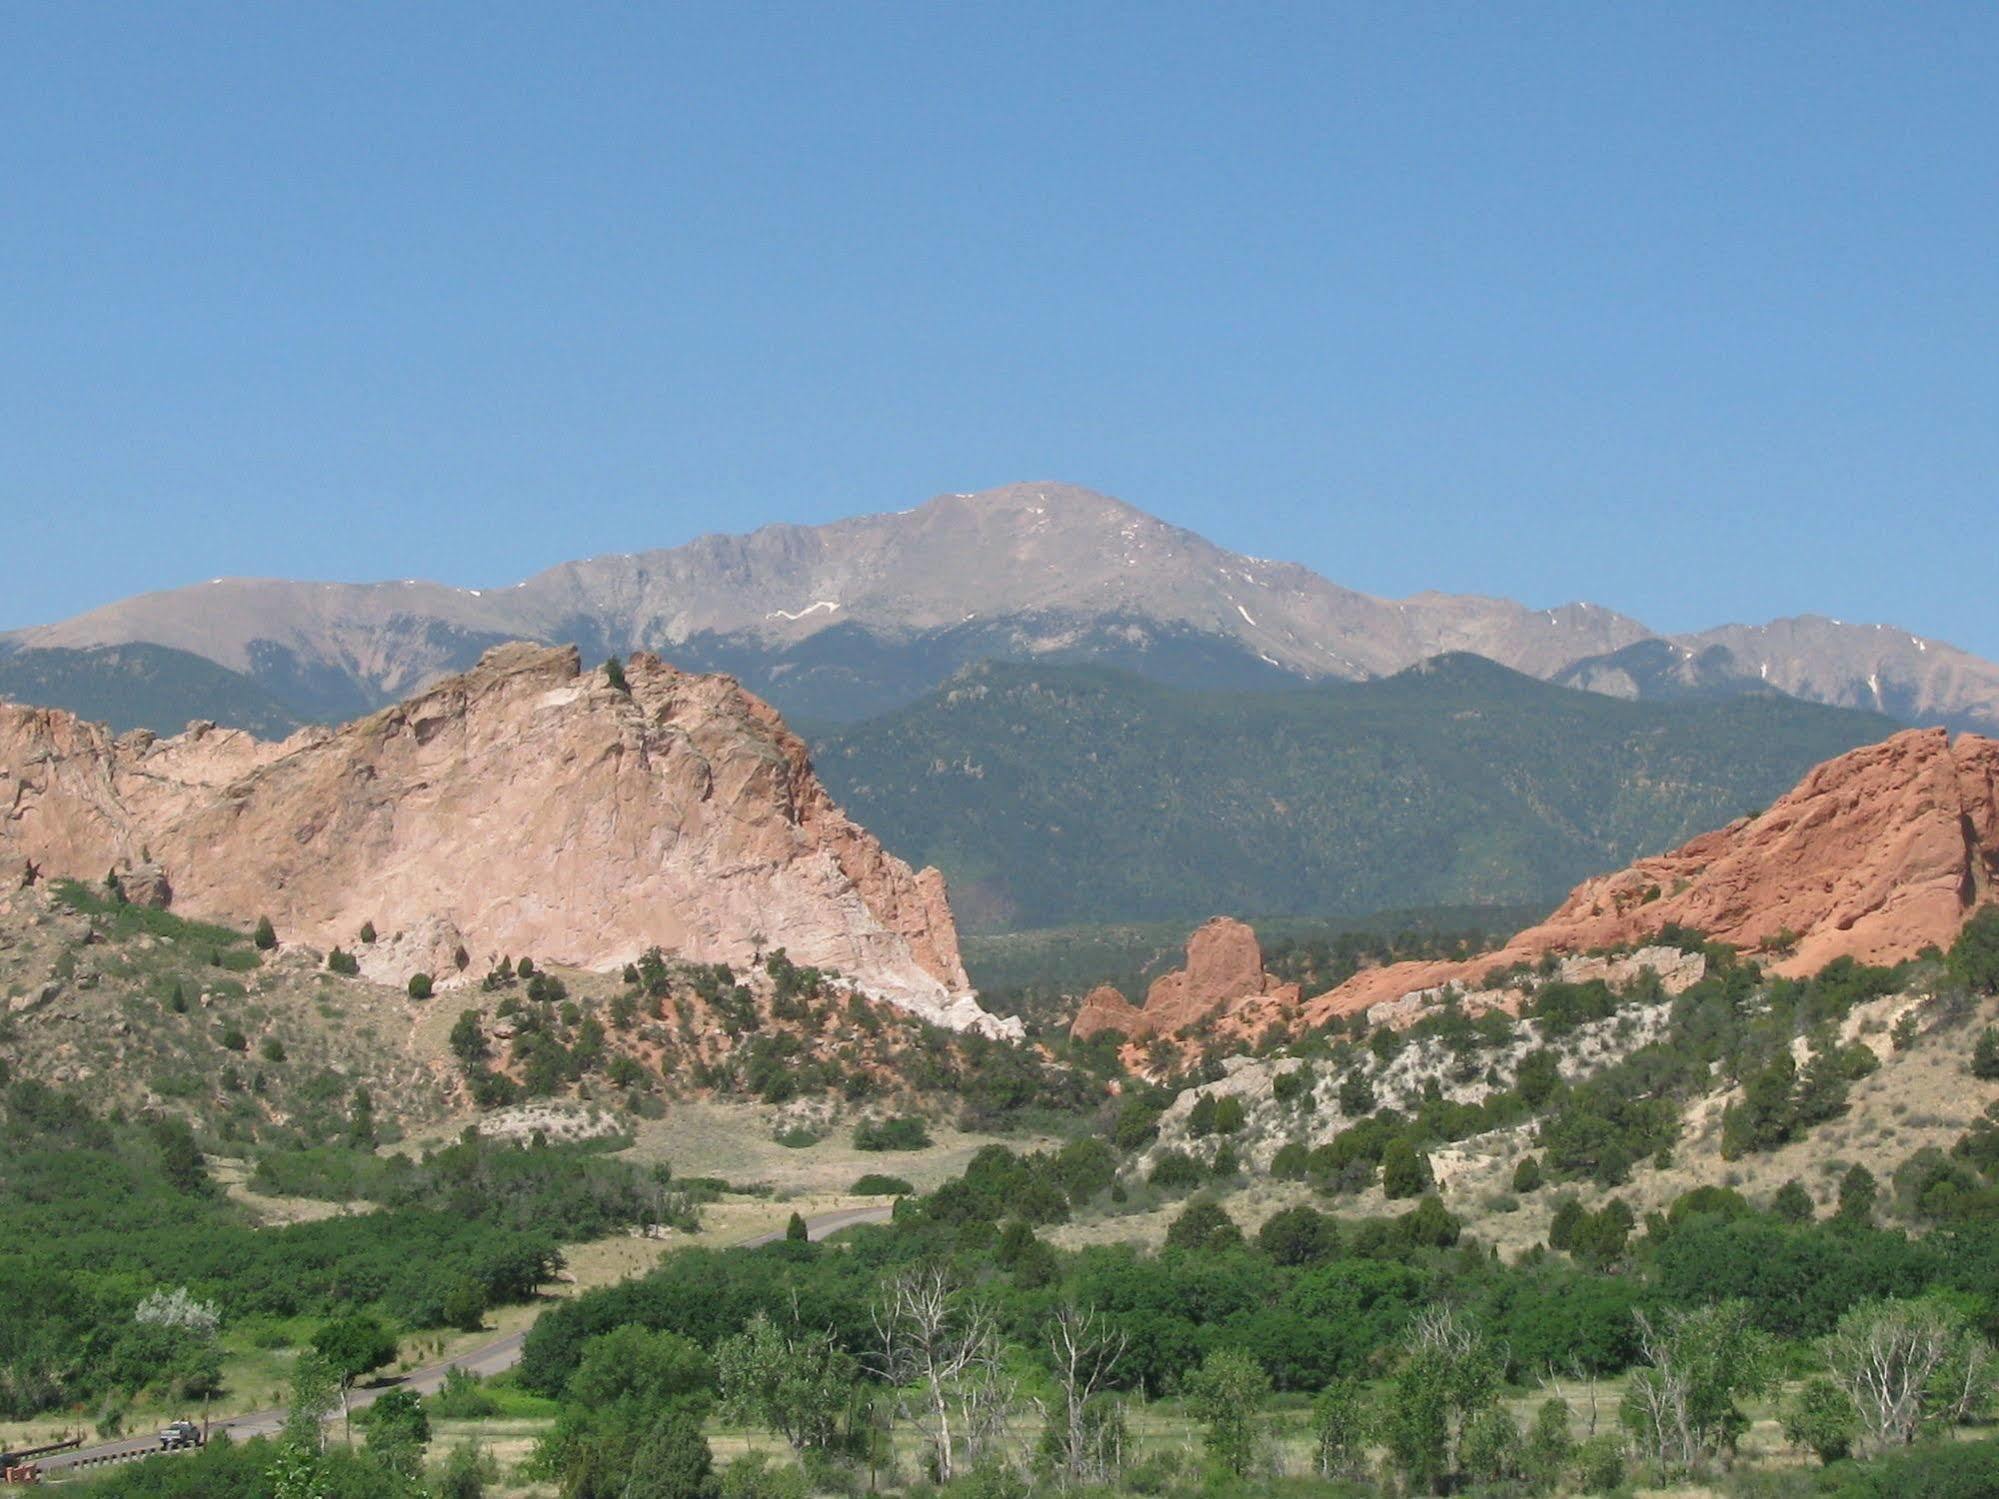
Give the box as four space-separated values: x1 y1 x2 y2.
1071 984 1149 1041
1293 728 1999 1028
0 643 1014 1035
1072 916 1299 1041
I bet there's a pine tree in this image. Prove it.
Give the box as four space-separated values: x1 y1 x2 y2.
1836 1163 1878 1224
1381 1138 1434 1199
253 915 277 950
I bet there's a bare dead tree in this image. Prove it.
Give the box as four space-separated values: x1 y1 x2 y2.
1539 1356 1604 1437
1408 1303 1482 1362
1040 1304 1128 1485
1822 1299 1992 1451
872 1264 1008 1483
1626 1310 1696 1468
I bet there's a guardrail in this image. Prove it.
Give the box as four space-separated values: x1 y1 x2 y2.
4 1438 200 1485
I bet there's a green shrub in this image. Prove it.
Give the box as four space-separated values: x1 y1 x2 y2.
1257 1204 1339 1266
1112 1095 1163 1150
1773 1179 1816 1223
1947 908 1999 995
1165 1199 1242 1252
852 1115 931 1151
1571 1433 1625 1494
850 1174 914 1196
1380 1138 1433 1199
1338 1069 1376 1117
1818 1435 1999 1497
1972 1027 1999 1081
1272 1066 1313 1105
429 1366 503 1419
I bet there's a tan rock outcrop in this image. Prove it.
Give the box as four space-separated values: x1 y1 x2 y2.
0 642 1015 1036
1072 916 1299 1041
1294 728 1999 1029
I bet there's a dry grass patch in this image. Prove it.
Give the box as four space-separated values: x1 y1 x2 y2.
617 1100 1062 1197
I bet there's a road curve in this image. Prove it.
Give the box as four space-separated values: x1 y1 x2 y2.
35 1203 894 1476
735 1203 893 1248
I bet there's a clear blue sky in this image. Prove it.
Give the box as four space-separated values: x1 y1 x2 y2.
4 4 1995 656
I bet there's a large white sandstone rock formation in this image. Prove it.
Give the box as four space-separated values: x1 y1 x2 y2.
0 642 1016 1037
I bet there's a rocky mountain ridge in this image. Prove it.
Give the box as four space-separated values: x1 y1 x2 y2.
0 642 1015 1036
9 482 1998 733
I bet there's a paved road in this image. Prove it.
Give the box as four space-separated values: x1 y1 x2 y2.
34 1204 893 1478
736 1203 893 1249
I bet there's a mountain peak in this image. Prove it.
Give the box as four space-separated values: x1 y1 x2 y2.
6 482 1999 737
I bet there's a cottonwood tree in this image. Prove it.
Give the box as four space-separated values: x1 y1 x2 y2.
1380 1306 1503 1494
134 1285 222 1404
1182 1347 1271 1479
871 1264 1010 1483
1782 1377 1857 1465
312 1313 398 1444
1820 1297 1995 1451
1039 1304 1127 1485
1523 1398 1575 1490
716 1309 855 1452
361 1388 431 1480
1310 1375 1368 1480
1621 1301 1773 1471
268 1350 340 1499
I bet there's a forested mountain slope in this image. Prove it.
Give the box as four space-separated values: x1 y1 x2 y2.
813 655 1899 930
0 642 304 738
